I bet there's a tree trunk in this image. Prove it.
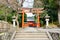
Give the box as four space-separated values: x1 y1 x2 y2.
58 0 60 24
58 9 60 24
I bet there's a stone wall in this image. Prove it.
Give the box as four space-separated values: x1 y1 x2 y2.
50 33 59 40
0 21 13 32
0 21 15 40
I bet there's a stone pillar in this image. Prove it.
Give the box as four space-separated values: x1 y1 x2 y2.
13 19 16 27
45 19 49 28
12 15 16 27
37 10 40 28
45 14 50 28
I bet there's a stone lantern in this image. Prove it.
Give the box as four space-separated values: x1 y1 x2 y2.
45 14 50 28
12 15 16 27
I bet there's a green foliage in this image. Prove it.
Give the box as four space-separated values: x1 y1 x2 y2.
42 0 58 23
0 4 27 24
43 0 58 9
0 4 16 23
47 9 58 22
24 13 27 22
40 19 44 26
0 0 58 25
18 13 22 23
0 9 5 20
40 10 47 26
7 14 12 23
38 0 59 26
7 10 16 23
34 0 44 8
40 10 47 18
0 15 5 20
18 13 27 23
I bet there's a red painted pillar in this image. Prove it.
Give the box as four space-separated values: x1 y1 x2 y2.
22 9 25 28
37 10 40 28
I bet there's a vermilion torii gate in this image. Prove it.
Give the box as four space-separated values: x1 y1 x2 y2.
18 8 44 28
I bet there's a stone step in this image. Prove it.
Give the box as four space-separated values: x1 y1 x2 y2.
16 31 46 33
15 34 48 38
14 38 49 40
16 32 47 35
14 28 49 40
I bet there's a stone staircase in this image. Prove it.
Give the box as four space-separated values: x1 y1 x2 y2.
13 28 50 40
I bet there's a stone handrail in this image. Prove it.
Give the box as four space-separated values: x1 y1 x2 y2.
10 31 16 40
37 28 60 33
37 28 60 40
47 31 53 40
